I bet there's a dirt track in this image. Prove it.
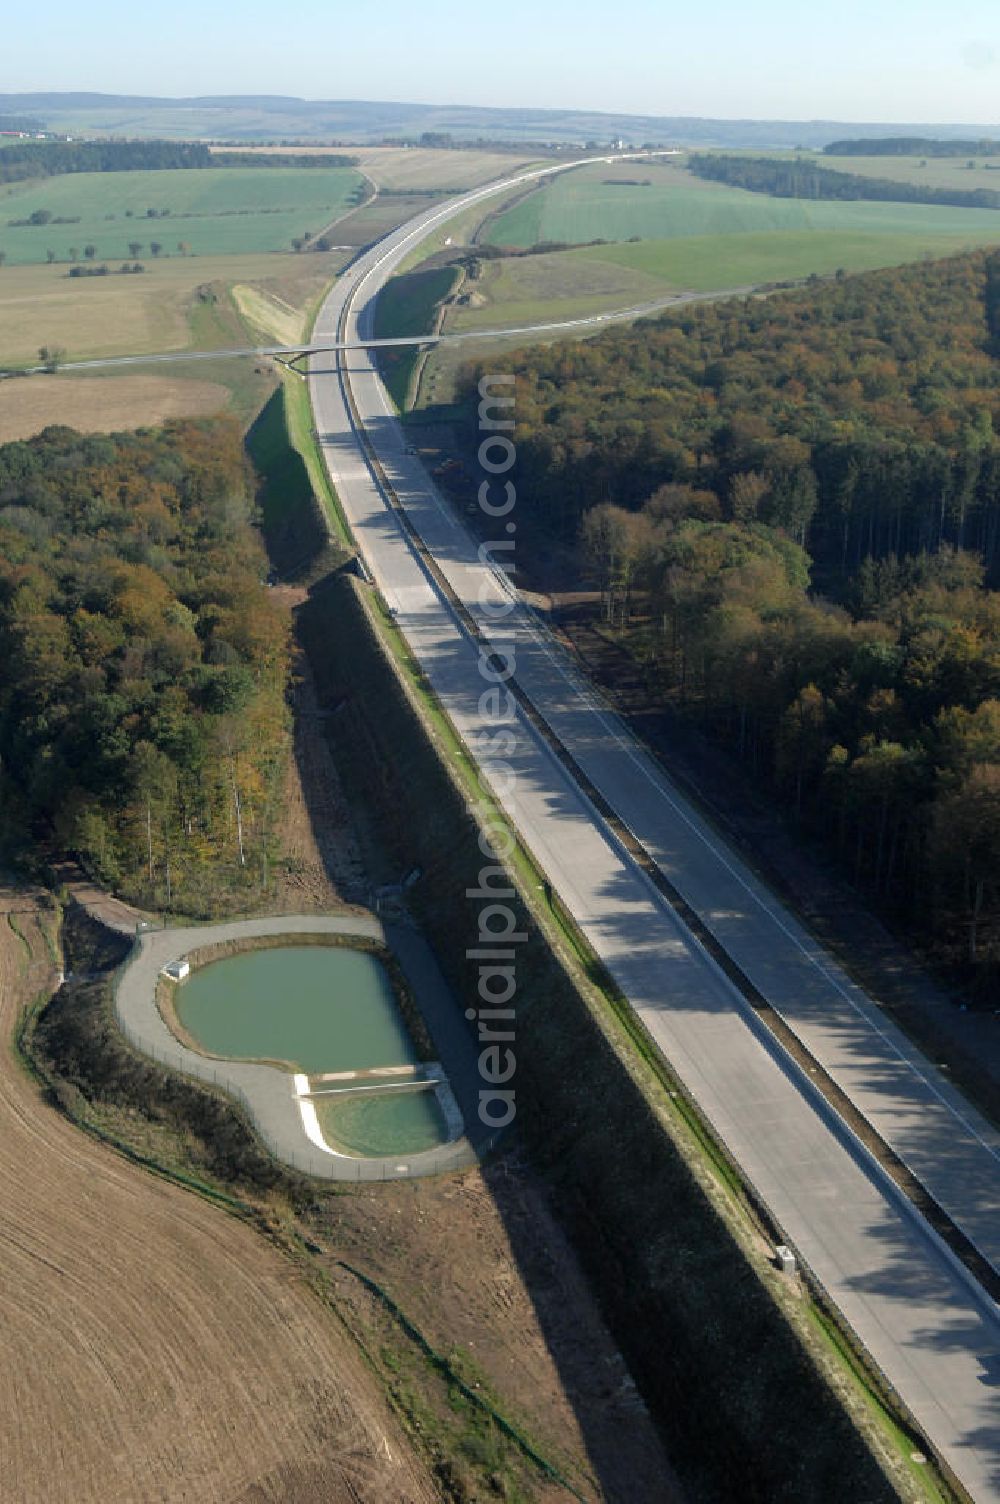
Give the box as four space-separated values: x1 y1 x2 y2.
0 888 438 1503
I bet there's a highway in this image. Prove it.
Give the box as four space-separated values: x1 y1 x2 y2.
308 159 1000 1500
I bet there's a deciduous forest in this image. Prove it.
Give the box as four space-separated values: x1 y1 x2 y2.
466 250 1000 988
0 419 289 910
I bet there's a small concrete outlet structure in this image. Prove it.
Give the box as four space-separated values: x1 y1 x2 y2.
775 1245 797 1276
161 959 190 983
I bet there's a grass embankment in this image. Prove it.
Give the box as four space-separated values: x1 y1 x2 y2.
373 264 462 410
296 571 934 1504
246 383 351 576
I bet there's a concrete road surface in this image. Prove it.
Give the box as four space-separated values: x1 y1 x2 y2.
308 159 1000 1500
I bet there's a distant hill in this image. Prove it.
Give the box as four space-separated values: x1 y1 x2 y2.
4 93 1000 149
0 114 44 133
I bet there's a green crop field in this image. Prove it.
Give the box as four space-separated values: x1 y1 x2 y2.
412 223 1000 412
484 159 1000 248
572 224 1000 288
449 224 1000 335
794 151 1000 192
691 148 1000 194
0 166 364 265
484 162 714 245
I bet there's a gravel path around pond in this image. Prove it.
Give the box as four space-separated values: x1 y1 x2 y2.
115 914 480 1181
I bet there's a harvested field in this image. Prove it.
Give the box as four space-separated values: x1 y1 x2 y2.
232 282 306 345
0 261 198 364
214 145 538 191
0 252 345 367
0 372 231 442
353 146 537 190
0 887 438 1503
330 192 453 249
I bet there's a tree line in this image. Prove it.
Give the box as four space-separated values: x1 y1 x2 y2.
0 419 289 911
687 152 1000 211
824 137 1000 157
461 249 1000 988
0 140 214 184
0 139 360 185
211 150 359 169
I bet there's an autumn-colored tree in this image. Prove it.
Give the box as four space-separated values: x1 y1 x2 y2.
929 764 1000 963
0 420 289 911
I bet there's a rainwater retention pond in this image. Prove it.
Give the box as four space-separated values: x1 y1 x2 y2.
177 946 414 1072
171 942 450 1159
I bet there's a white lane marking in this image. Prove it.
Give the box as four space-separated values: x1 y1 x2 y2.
476 601 1000 1166
325 162 1000 1170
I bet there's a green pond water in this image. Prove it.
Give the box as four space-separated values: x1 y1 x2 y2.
176 945 416 1072
314 1089 446 1158
176 945 449 1156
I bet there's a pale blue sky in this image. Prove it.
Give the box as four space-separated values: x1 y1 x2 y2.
5 0 1000 123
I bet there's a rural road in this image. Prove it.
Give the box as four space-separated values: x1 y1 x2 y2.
7 286 765 377
308 156 1000 1500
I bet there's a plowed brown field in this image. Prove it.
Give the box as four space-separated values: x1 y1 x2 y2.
0 887 438 1504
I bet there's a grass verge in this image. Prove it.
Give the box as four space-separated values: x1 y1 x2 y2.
247 383 350 577
373 264 463 410
298 570 952 1504
280 373 355 550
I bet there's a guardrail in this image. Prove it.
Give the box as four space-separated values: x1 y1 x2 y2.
328 310 1000 1304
